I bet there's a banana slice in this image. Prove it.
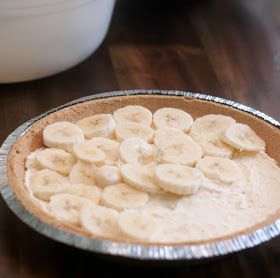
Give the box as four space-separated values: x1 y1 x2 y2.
120 137 156 165
115 122 154 143
223 123 265 151
113 105 153 126
32 183 69 201
190 114 235 158
101 183 149 211
196 156 241 185
191 114 236 137
156 135 202 166
69 162 95 185
153 107 193 132
88 137 120 164
29 169 69 201
153 127 188 146
146 193 181 210
36 148 76 175
154 164 203 195
49 193 91 226
43 121 84 152
25 149 43 170
73 141 106 165
198 139 235 158
201 178 230 193
29 169 69 187
80 203 119 238
118 210 160 241
121 164 162 193
66 184 101 204
76 114 116 139
94 165 122 188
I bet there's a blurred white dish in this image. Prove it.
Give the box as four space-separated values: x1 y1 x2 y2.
0 0 115 83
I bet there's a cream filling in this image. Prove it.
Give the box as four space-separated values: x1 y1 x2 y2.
151 151 280 243
25 150 280 243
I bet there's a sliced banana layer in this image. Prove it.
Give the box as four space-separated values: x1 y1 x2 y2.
49 193 91 226
73 141 106 165
43 121 84 152
69 162 96 186
26 107 272 243
94 165 122 188
36 148 76 175
113 105 153 126
76 114 116 139
190 114 235 158
153 127 188 146
118 210 160 241
115 122 154 143
157 136 202 166
196 156 241 185
66 184 101 204
29 169 69 201
223 123 265 151
101 183 149 211
80 204 119 238
88 137 120 164
120 137 155 165
153 107 193 132
154 164 203 195
121 164 162 193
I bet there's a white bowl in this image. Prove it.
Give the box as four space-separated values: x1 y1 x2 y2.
0 0 115 83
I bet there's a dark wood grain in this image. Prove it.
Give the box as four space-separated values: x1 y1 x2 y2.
0 0 280 276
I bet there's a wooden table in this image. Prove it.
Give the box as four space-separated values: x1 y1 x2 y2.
0 0 280 276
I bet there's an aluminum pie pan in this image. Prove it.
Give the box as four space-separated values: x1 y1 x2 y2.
1 89 280 262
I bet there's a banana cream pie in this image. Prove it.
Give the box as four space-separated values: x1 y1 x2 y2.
8 95 280 244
